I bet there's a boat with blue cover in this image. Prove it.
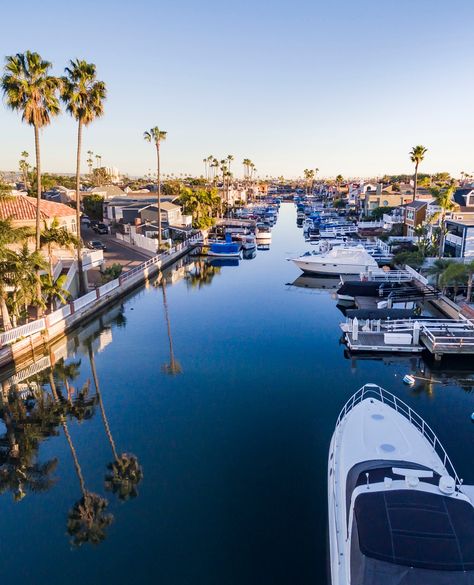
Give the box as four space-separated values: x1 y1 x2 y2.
207 233 241 258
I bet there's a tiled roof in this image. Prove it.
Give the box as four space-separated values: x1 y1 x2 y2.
0 195 75 221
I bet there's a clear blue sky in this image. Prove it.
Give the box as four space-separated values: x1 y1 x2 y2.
1 0 474 179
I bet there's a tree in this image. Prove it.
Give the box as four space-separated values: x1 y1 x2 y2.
144 127 167 250
464 260 474 302
61 60 106 295
429 185 457 258
87 150 94 175
2 52 61 251
40 273 70 312
440 263 467 297
0 220 34 330
335 174 344 194
19 151 30 191
409 145 428 202
40 218 79 279
160 279 182 375
426 258 455 288
82 194 104 220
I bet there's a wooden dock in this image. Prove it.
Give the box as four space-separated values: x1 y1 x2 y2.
345 331 423 353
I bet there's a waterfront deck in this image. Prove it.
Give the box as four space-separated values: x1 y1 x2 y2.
345 331 423 353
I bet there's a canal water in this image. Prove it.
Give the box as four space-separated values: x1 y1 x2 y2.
1 203 473 584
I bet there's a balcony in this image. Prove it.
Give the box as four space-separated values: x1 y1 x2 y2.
445 233 463 247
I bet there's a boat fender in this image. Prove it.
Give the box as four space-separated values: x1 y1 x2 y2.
471 412 474 422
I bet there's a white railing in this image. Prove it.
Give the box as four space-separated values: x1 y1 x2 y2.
357 220 384 228
405 265 428 285
52 259 63 282
359 270 412 282
64 261 77 291
0 319 46 346
73 290 97 312
83 249 104 269
48 304 72 326
445 233 463 247
336 384 461 486
98 279 120 296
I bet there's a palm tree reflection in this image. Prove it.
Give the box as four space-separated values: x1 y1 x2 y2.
160 279 182 376
87 343 143 501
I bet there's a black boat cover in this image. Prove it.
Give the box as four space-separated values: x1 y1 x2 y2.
350 489 474 584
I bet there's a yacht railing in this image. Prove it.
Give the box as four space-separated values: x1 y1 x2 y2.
336 384 461 486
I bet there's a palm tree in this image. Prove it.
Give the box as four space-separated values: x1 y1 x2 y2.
61 60 106 295
144 127 167 250
40 273 70 312
227 154 234 174
86 343 143 500
87 150 94 175
19 151 30 191
426 258 454 288
409 145 428 201
335 174 344 195
464 260 474 302
440 263 467 298
160 279 182 375
40 217 79 279
0 219 33 330
429 185 457 258
2 52 61 251
9 243 46 326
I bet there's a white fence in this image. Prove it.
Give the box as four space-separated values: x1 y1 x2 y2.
73 290 97 312
48 304 72 326
405 265 428 285
98 279 120 296
0 319 46 346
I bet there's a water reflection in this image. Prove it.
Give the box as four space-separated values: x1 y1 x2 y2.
185 259 222 289
290 274 340 290
159 279 182 376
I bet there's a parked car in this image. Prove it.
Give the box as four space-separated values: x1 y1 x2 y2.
80 215 91 227
88 240 107 251
92 223 108 234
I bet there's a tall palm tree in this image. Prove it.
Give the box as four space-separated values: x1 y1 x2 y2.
144 127 167 250
335 174 343 195
409 145 428 202
9 243 46 326
227 154 234 175
86 343 143 500
61 60 106 295
87 150 94 175
430 185 456 258
2 51 61 251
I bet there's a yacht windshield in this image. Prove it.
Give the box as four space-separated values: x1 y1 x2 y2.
354 489 474 571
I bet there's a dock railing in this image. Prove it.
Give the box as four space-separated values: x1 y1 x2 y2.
336 384 461 486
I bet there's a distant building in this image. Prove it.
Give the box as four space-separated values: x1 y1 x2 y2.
453 188 474 212
443 214 474 258
403 200 428 236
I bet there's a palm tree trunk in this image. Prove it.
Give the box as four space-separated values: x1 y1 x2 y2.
88 344 119 462
156 143 162 250
76 120 85 295
467 273 473 302
34 124 41 251
413 162 418 202
438 213 446 259
0 292 13 330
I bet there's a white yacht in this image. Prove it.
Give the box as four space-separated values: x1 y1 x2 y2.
291 247 381 276
328 384 474 585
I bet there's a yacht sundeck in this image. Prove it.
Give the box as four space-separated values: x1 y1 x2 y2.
291 247 382 276
328 384 474 585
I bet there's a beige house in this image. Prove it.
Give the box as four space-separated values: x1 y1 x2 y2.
0 194 77 234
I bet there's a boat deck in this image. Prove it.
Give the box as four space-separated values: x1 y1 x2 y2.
345 332 423 353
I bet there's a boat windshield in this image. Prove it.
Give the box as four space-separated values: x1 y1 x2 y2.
353 489 474 572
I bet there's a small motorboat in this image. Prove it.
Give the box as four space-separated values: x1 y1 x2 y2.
207 233 241 258
328 384 474 585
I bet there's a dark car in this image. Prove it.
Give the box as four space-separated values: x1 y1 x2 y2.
88 240 107 251
92 223 108 234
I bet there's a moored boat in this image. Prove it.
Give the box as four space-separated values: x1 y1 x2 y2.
328 384 474 585
291 247 382 276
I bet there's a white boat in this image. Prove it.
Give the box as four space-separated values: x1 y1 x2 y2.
291 247 382 276
256 226 272 243
328 384 474 585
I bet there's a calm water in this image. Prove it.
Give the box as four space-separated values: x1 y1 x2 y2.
1 203 473 584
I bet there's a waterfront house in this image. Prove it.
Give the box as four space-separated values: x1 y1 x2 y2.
140 202 192 227
403 200 428 236
89 184 126 200
443 214 474 258
453 188 474 212
0 194 77 234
